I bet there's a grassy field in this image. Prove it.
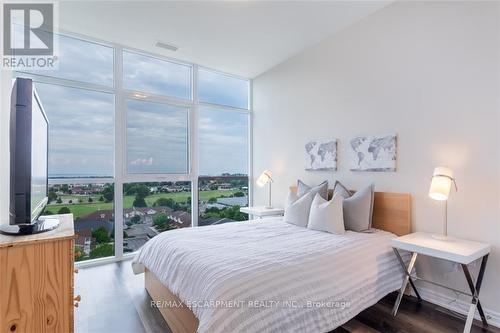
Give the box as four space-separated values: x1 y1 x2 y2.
45 189 245 219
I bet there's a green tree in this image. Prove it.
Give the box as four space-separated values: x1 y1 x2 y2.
88 197 93 203
89 243 113 259
57 207 71 214
154 197 179 210
233 191 246 197
208 197 217 203
43 210 54 215
102 185 114 203
61 184 69 193
133 195 147 207
68 200 73 204
99 196 104 202
74 246 85 262
48 191 57 202
131 215 141 224
92 227 110 244
56 197 62 204
155 197 173 207
125 184 150 198
78 198 83 203
222 205 246 221
153 213 168 230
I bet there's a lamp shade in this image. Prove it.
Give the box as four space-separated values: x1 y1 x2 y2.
428 167 454 201
256 170 273 187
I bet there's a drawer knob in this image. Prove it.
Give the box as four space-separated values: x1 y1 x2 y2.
74 302 79 308
74 295 81 302
74 268 79 274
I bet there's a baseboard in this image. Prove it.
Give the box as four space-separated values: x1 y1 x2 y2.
417 286 500 329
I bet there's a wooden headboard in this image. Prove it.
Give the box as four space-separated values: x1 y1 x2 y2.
289 186 411 236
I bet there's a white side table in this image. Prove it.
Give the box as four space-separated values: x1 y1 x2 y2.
391 232 491 333
239 206 284 219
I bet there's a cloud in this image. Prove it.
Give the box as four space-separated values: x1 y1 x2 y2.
24 33 114 86
130 157 153 166
23 35 250 177
198 69 248 109
123 51 191 99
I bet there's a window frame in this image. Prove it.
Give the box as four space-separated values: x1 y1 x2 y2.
14 29 253 267
197 66 251 111
122 48 193 101
124 97 191 176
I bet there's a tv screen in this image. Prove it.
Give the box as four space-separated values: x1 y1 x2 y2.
9 78 49 225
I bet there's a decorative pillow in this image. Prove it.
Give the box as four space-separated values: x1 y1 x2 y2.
297 180 328 200
307 193 345 234
284 191 314 227
333 181 375 232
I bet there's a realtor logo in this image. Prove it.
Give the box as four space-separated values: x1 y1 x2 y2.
3 3 54 56
1 2 58 69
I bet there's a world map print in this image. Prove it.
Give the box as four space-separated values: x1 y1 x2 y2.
349 134 397 171
305 139 337 171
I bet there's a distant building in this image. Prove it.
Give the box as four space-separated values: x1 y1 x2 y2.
83 209 114 221
124 236 149 252
217 183 232 190
75 229 92 256
217 196 248 207
198 217 236 226
199 203 226 213
168 211 191 227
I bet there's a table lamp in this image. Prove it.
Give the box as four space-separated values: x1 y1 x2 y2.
256 170 273 209
428 167 457 240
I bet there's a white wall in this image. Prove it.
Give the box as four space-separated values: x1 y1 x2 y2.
0 70 12 224
253 1 500 321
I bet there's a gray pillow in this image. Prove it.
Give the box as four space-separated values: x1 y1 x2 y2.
333 181 374 232
297 180 328 200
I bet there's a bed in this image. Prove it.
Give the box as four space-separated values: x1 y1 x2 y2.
132 190 411 333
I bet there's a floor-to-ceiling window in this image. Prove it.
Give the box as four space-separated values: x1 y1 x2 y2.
16 32 251 262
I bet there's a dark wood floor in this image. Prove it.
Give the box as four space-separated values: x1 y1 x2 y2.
75 260 499 333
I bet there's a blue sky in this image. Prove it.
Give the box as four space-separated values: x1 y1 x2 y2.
28 34 249 178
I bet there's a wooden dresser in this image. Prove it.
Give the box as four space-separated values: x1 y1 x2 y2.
0 214 77 333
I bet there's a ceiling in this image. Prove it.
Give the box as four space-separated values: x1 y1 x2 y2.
59 1 391 78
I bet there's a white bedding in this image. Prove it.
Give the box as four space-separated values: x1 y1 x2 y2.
132 218 406 333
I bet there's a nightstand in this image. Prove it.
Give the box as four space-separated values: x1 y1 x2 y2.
239 206 284 219
391 232 491 333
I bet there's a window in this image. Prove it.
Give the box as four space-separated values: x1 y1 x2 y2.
22 34 114 87
123 50 191 100
35 83 115 178
198 68 249 109
123 182 191 252
45 183 115 262
198 107 249 226
198 107 248 176
198 177 248 226
19 32 251 263
126 99 189 174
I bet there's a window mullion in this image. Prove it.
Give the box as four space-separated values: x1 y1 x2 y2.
191 64 199 227
114 45 124 259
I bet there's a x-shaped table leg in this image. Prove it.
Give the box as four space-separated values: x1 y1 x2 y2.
392 248 421 316
461 254 489 333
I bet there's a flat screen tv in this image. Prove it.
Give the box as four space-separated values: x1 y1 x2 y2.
0 78 59 235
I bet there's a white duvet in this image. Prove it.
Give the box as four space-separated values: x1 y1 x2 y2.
132 218 406 333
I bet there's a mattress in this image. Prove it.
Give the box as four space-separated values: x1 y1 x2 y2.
132 217 406 333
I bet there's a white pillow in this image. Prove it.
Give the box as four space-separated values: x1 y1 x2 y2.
307 193 345 234
284 191 313 227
